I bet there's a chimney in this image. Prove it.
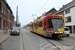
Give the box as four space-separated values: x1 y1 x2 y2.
63 5 65 7
73 0 75 1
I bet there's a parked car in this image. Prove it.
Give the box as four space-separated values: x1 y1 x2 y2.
10 27 20 35
64 27 70 37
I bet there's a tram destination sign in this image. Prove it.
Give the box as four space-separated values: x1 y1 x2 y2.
53 16 62 19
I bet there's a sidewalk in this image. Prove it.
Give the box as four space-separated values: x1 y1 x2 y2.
70 34 75 37
0 34 10 45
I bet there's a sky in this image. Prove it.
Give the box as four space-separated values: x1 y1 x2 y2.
6 0 72 27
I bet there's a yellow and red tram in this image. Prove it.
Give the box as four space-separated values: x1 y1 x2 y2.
30 15 64 38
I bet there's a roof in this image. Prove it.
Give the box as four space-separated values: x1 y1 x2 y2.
45 8 57 16
59 0 75 11
2 0 15 18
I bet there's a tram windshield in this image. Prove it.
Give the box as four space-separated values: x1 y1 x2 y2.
48 19 64 28
52 19 64 28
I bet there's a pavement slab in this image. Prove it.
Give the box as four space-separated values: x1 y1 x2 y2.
0 34 10 45
0 35 20 50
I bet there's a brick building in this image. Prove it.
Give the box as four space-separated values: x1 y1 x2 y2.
39 8 57 19
0 0 14 34
45 8 57 16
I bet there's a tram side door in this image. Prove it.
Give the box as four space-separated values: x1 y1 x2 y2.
43 20 46 30
32 24 34 32
42 19 47 36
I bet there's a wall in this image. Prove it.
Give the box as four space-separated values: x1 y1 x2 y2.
0 29 4 34
64 6 75 26
0 18 1 29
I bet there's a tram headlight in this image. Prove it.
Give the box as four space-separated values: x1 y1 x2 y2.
55 32 64 34
55 32 58 33
61 32 63 33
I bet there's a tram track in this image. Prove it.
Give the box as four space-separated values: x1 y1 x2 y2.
46 39 61 50
31 31 75 50
43 37 75 50
20 29 75 50
32 33 64 50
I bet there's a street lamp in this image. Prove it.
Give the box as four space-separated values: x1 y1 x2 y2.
32 14 36 16
32 14 36 21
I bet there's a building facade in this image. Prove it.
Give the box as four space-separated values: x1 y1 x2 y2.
64 5 75 33
0 0 14 34
55 0 75 33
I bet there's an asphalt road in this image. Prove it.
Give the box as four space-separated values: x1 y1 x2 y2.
1 29 75 50
21 29 75 50
21 29 60 50
0 35 20 50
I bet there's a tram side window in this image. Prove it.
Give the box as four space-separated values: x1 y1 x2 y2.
36 22 38 29
35 23 36 27
30 25 31 27
32 24 33 28
34 23 35 27
39 21 42 27
36 23 37 29
45 21 46 28
48 19 53 28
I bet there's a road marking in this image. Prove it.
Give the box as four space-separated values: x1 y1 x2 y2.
47 49 53 50
40 47 45 50
39 38 58 50
49 39 75 50
49 40 65 46
43 44 52 48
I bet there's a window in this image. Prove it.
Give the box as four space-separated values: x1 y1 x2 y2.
39 21 42 27
3 6 5 15
5 9 8 17
48 19 53 28
65 16 71 23
6 9 8 17
0 3 1 11
36 22 39 29
35 23 36 27
34 23 36 27
30 24 31 27
0 18 1 29
32 24 33 29
35 23 37 29
2 4 4 13
65 9 70 14
52 19 63 28
3 5 5 14
64 28 69 31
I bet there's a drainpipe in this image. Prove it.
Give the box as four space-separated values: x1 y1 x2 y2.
72 25 74 34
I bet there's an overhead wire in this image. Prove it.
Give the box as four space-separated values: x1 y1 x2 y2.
35 0 49 14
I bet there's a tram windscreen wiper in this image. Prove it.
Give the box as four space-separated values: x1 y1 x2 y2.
59 23 63 28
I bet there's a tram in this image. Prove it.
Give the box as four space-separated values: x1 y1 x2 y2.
30 15 64 38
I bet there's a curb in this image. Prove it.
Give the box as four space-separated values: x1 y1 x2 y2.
20 30 25 50
20 31 23 50
0 35 10 45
